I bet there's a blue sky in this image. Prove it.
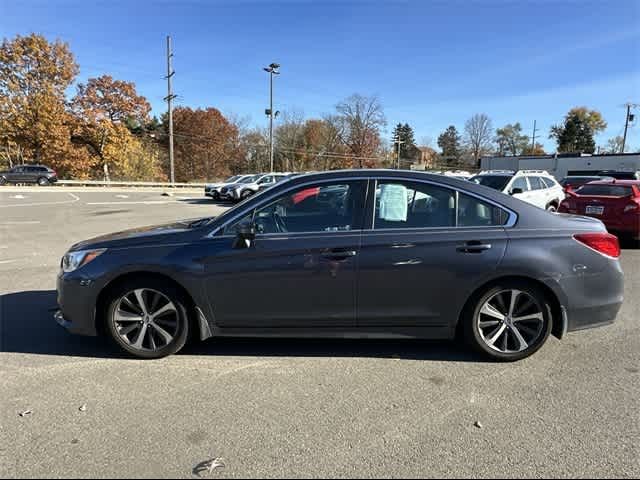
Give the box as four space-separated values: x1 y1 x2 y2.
1 0 639 151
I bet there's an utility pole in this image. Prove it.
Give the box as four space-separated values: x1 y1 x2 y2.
263 63 280 172
531 120 538 154
394 135 404 169
622 103 638 153
165 36 177 185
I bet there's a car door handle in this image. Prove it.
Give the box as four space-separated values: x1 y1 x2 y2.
321 249 357 260
456 242 492 253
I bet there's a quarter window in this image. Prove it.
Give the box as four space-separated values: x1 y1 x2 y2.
458 193 509 227
223 181 365 235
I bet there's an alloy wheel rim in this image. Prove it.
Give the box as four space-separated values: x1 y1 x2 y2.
112 288 179 352
477 289 545 354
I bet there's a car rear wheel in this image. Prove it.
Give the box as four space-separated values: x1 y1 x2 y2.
463 282 552 361
37 177 50 186
546 203 558 212
241 190 253 200
104 279 190 359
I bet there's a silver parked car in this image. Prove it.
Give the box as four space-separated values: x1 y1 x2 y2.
205 174 253 200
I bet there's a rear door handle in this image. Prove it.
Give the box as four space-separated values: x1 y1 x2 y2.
321 249 357 260
456 242 492 253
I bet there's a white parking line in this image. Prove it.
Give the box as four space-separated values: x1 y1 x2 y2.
0 259 18 264
0 192 80 208
0 221 41 225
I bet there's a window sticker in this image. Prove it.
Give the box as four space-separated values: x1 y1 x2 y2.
379 184 408 222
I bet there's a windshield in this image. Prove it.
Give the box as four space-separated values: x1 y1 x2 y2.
239 175 259 184
576 185 634 197
225 175 240 183
470 175 512 191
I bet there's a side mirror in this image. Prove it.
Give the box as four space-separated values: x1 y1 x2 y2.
232 223 256 249
510 187 524 195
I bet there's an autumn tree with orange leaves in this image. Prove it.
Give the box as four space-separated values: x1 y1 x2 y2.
71 75 161 180
0 34 91 176
167 107 242 182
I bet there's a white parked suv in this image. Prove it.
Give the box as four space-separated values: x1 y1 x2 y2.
470 170 565 211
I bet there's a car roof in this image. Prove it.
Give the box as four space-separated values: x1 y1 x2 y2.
586 179 640 186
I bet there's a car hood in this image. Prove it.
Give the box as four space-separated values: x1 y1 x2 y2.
70 218 210 251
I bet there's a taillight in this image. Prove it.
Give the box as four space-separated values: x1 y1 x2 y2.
573 233 620 258
624 202 639 213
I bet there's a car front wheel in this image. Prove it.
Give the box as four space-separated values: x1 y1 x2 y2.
0 176 6 185
104 279 190 359
463 282 552 361
37 177 50 186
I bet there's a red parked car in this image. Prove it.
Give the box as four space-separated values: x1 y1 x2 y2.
558 180 640 241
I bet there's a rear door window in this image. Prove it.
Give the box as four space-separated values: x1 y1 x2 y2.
511 177 530 192
527 177 544 190
373 180 456 229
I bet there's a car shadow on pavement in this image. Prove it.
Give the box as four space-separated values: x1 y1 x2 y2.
1 290 485 362
1 290 116 359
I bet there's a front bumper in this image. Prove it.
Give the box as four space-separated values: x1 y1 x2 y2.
56 272 99 336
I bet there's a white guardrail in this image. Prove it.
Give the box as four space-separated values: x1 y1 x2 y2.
55 180 209 188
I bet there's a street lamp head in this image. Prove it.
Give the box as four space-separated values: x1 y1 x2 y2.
269 63 280 69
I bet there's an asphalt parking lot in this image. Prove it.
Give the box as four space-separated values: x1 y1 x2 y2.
1 188 639 478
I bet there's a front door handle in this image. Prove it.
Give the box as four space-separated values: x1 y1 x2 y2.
321 249 357 261
456 241 492 253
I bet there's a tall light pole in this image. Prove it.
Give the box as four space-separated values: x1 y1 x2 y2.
622 102 638 154
263 63 280 172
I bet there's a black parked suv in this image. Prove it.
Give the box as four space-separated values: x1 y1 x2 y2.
0 165 58 185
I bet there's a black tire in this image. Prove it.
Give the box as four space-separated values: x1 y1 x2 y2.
546 203 558 212
241 189 254 199
37 177 50 186
211 191 219 201
0 176 6 186
463 280 553 362
103 277 190 359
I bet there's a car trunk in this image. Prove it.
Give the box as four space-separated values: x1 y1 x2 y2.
569 194 638 231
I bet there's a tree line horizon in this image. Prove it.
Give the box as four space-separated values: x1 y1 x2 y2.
0 34 634 182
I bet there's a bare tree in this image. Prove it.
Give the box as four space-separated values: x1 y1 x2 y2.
275 110 305 171
464 113 493 167
335 94 386 168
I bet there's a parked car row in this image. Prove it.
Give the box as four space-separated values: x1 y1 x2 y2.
0 164 58 185
205 172 296 202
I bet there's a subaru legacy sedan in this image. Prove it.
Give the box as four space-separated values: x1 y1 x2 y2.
55 170 624 361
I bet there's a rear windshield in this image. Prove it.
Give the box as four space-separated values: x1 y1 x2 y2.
470 175 511 191
560 177 600 187
576 185 633 197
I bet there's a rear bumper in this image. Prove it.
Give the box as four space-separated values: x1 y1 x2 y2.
560 257 624 334
565 301 622 333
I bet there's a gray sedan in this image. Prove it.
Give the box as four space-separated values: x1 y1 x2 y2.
55 169 624 361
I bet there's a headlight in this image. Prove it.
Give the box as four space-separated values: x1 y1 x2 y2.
61 249 106 273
